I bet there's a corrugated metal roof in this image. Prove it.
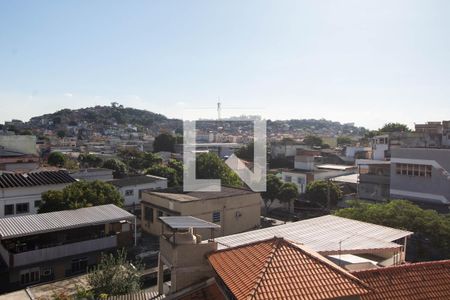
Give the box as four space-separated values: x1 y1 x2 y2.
215 215 412 254
159 216 221 230
0 170 76 189
0 204 135 239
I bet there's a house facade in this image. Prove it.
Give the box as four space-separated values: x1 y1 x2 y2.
0 171 76 218
0 205 135 293
141 187 261 239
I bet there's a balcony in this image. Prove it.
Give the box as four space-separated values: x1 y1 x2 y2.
1 235 118 267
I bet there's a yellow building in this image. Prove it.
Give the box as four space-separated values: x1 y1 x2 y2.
141 186 261 239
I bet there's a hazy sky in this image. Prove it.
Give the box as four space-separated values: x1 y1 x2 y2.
1 0 450 129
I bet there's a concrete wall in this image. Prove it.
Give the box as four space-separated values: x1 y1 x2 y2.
0 135 37 155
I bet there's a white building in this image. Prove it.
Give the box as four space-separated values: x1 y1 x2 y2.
372 135 389 160
108 175 168 213
0 171 76 218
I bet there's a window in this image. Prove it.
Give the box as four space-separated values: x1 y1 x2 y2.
396 163 432 178
34 200 41 208
71 257 88 274
212 211 221 223
145 207 154 223
125 189 134 196
284 176 292 182
16 203 29 214
297 177 305 185
20 268 40 285
158 210 164 217
4 204 14 216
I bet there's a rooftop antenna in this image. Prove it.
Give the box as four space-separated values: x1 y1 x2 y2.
217 97 222 120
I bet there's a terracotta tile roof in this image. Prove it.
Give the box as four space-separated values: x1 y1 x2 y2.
353 260 450 300
177 281 224 300
208 237 371 300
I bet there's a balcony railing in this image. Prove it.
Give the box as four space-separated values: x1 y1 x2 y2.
7 235 117 267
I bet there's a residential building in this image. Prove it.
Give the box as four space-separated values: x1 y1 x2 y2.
157 216 220 295
0 171 76 218
270 142 306 159
0 205 135 293
208 237 371 300
141 186 261 239
109 175 168 213
371 135 389 160
214 215 412 269
357 159 391 202
70 168 114 182
282 164 356 194
390 148 450 211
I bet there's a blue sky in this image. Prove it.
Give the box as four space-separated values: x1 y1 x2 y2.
1 0 450 129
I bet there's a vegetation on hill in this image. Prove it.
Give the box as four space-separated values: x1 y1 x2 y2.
28 104 181 132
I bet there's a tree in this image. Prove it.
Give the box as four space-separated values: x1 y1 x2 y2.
196 153 242 187
63 158 79 170
303 135 323 147
88 249 142 296
48 152 66 167
337 136 353 146
57 130 66 138
168 159 183 184
128 152 162 171
305 180 342 208
235 142 254 161
39 190 67 212
153 133 175 152
102 159 128 178
278 182 299 212
39 180 124 213
146 164 180 187
78 153 103 168
261 174 283 214
379 123 411 133
335 200 450 260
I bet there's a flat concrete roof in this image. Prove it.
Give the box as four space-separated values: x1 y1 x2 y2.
145 186 255 203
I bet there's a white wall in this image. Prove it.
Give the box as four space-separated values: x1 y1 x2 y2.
0 183 70 218
119 180 168 208
281 171 307 193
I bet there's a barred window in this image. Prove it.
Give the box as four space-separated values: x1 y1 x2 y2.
396 163 431 178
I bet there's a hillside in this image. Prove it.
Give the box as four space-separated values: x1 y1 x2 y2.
27 105 182 133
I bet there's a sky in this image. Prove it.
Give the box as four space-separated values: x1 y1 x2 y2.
1 0 450 129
